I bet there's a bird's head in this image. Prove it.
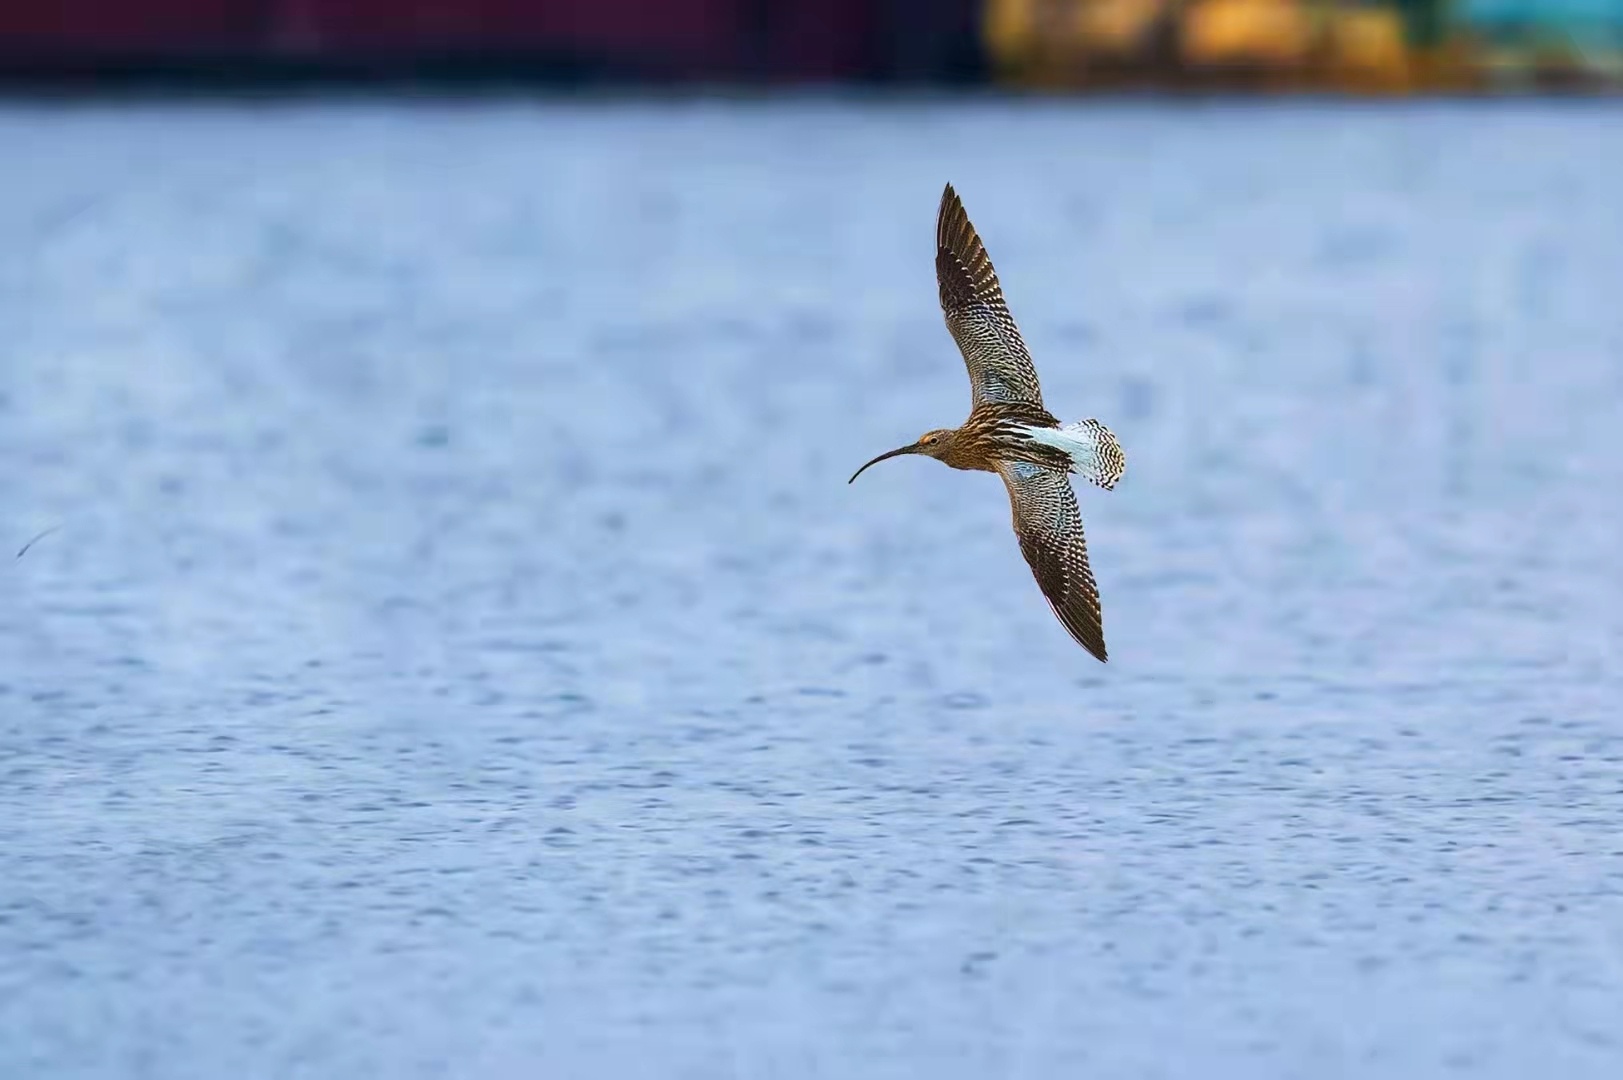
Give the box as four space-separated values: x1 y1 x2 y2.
848 429 954 483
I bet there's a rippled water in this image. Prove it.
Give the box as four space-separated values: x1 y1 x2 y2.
2 98 1622 1078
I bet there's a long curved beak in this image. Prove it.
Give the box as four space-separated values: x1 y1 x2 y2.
848 443 921 484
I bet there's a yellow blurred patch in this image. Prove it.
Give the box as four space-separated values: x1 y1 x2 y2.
1181 0 1313 68
1073 0 1166 58
1324 8 1411 91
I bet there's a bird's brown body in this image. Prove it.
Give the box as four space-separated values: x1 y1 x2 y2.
910 402 1068 474
850 184 1126 662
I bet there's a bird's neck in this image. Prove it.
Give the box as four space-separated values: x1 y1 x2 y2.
940 440 1000 473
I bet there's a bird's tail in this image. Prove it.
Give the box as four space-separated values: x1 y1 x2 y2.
1020 420 1125 490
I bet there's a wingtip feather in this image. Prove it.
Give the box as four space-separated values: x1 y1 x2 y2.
937 182 962 248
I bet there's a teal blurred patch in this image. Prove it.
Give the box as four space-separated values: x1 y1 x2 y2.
1462 0 1623 34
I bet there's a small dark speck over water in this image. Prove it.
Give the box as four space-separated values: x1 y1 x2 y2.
2 100 1622 1078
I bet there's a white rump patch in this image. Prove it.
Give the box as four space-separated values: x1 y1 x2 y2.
1018 420 1125 490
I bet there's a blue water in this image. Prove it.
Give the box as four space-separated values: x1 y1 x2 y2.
2 99 1622 1078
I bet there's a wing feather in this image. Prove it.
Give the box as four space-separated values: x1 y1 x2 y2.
996 460 1108 662
936 183 1045 408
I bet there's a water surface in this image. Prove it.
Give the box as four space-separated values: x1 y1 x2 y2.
2 98 1622 1078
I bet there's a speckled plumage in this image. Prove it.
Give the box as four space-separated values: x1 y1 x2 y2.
849 184 1125 663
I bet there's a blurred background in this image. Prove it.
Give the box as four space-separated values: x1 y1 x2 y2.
4 3 1623 1080
0 0 1619 92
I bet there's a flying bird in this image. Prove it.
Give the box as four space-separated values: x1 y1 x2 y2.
849 184 1125 662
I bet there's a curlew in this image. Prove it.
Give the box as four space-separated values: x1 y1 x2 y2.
849 184 1125 662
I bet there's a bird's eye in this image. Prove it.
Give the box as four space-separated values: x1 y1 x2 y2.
921 434 936 445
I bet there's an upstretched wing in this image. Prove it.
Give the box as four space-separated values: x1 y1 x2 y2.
996 459 1108 662
936 183 1045 409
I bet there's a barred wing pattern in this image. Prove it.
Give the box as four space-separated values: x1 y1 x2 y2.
996 459 1108 662
936 183 1045 409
